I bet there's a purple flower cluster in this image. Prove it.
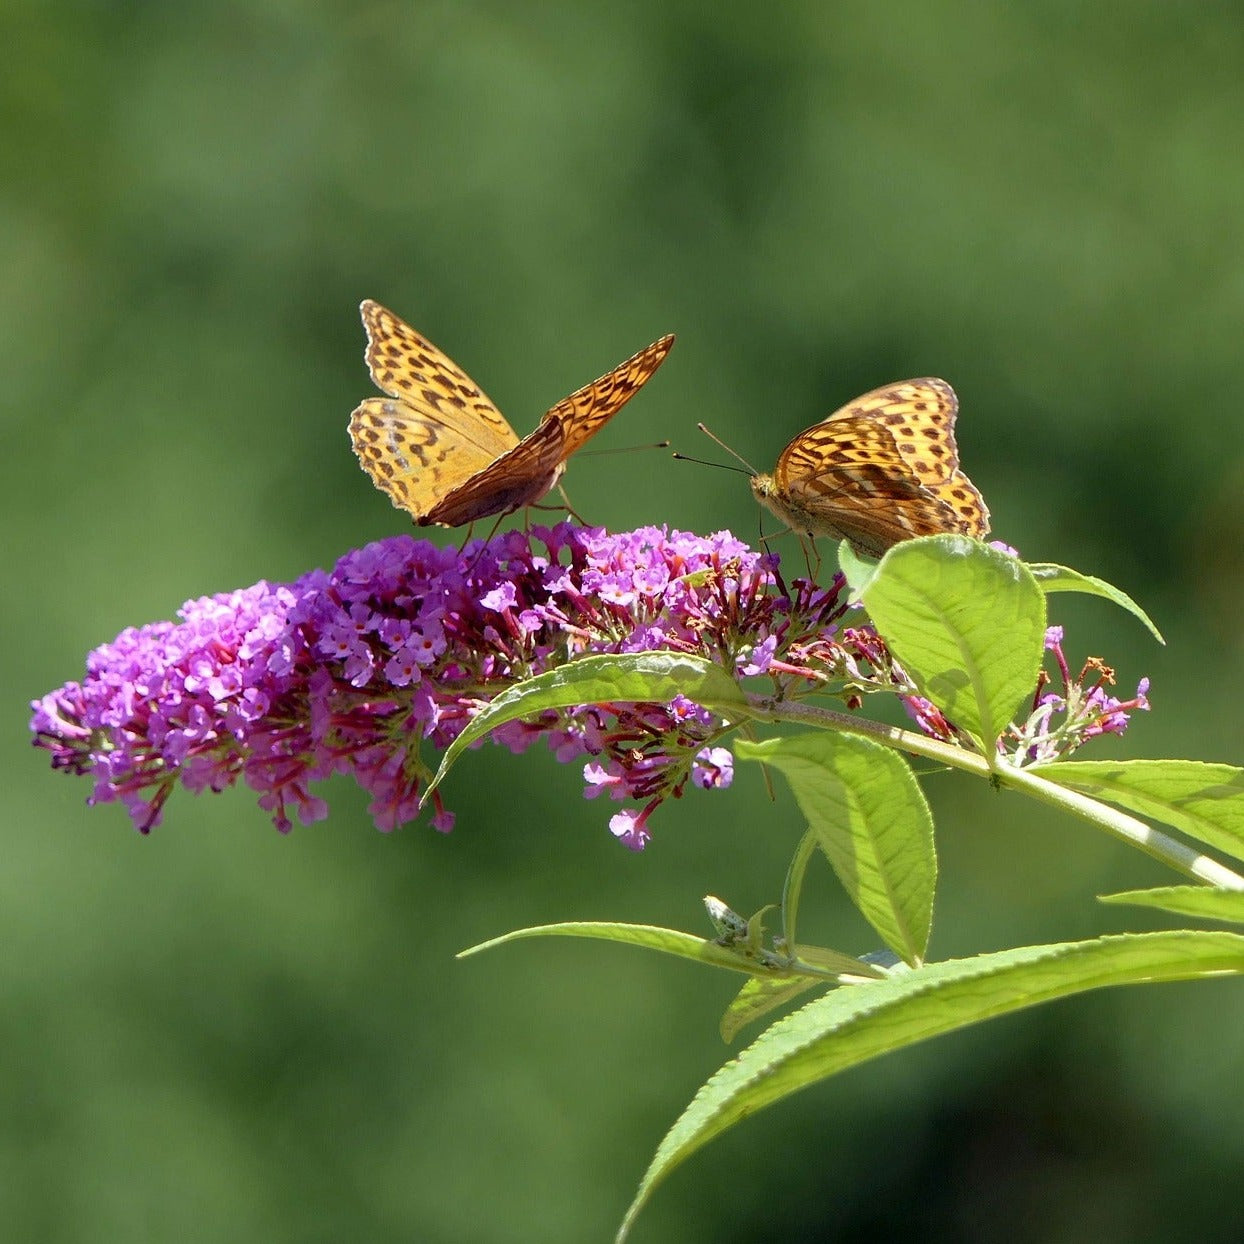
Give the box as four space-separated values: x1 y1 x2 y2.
31 526 1151 843
31 525 861 846
1004 625 1151 764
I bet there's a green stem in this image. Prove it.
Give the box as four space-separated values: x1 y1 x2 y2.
742 694 993 772
997 765 1244 889
743 694 1244 890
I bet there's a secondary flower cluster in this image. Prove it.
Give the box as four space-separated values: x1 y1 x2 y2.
30 526 1150 845
1001 625 1151 765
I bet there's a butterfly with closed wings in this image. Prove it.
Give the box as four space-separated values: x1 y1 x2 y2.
750 377 990 558
349 300 674 528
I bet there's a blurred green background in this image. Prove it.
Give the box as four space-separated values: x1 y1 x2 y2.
8 3 1244 1240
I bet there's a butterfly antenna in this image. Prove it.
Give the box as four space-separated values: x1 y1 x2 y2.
580 440 671 456
670 451 752 475
695 423 759 475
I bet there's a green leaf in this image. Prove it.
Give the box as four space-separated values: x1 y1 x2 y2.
780 827 819 951
1028 562 1164 644
794 945 891 978
720 976 826 1043
720 945 892 1042
859 536 1046 748
736 733 936 965
1099 886 1244 923
459 920 781 977
423 652 748 804
616 931 1244 1242
1031 759 1244 865
837 540 878 594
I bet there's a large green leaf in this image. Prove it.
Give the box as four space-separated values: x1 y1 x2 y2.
1032 759 1244 865
836 540 878 590
853 536 1045 748
1028 562 1164 643
617 931 1244 1242
736 733 936 965
423 652 748 804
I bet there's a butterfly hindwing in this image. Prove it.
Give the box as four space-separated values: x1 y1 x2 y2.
774 414 961 553
422 419 567 528
349 396 506 519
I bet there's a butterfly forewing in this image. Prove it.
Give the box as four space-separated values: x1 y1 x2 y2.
349 301 675 527
360 301 518 456
548 334 676 456
841 378 961 477
845 378 991 537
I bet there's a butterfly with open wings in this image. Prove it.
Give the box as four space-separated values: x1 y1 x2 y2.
349 300 674 528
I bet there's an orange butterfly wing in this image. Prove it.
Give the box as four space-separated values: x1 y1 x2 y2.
421 419 567 528
425 334 675 527
349 302 520 521
847 378 990 538
545 334 675 457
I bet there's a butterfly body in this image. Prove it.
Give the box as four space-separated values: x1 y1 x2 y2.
349 300 674 527
753 378 990 557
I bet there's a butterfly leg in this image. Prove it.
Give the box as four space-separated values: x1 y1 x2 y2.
556 483 590 525
754 523 816 593
454 522 478 559
461 514 508 576
752 518 798 598
797 532 821 582
756 531 786 596
526 485 590 527
756 510 784 576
